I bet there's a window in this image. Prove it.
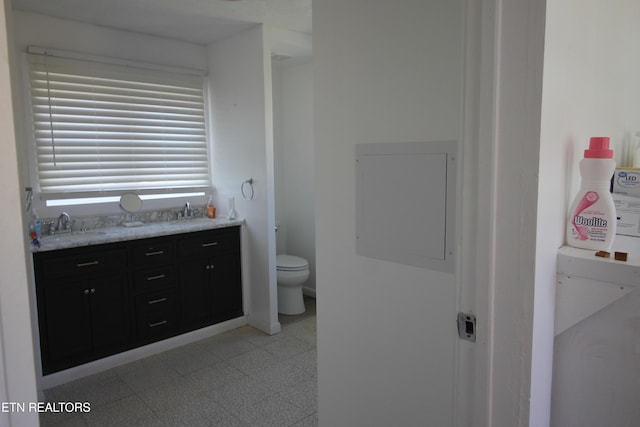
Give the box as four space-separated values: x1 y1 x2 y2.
25 47 210 203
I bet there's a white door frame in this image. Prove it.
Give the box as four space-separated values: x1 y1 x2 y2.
455 0 547 426
0 1 40 426
454 0 497 424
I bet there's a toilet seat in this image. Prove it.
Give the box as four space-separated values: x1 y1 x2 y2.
276 254 309 271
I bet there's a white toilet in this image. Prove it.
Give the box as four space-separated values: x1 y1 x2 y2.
276 254 309 315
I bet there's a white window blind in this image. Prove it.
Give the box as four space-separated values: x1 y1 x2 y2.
26 51 210 198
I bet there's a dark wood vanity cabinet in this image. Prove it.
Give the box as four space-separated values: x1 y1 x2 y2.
33 226 242 375
177 228 243 328
34 247 131 374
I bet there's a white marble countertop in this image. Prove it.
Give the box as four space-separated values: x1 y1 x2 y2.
31 218 244 253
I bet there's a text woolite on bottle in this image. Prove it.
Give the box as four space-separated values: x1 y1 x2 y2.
566 137 617 251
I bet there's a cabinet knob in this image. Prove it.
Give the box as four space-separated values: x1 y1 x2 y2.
90 288 96 294
206 265 210 270
84 289 89 295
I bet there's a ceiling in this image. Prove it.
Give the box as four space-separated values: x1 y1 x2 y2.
11 0 312 46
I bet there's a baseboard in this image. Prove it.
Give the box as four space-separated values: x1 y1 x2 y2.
249 316 281 335
39 315 248 390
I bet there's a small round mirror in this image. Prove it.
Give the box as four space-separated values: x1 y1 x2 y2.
119 193 142 213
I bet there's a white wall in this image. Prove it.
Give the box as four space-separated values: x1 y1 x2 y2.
552 289 640 427
540 1 640 426
272 60 315 292
272 62 287 254
0 2 39 426
11 11 206 69
207 25 279 334
314 1 461 425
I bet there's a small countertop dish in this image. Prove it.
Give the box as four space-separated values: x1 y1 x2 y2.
32 218 244 253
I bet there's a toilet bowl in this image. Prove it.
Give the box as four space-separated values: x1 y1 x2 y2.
276 254 309 315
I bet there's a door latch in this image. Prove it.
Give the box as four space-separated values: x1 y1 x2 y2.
457 312 476 342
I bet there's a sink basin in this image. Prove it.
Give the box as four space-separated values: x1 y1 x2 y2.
70 230 106 236
42 230 106 240
122 221 145 228
173 216 204 222
169 217 210 225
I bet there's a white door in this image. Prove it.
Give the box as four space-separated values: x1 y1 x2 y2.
314 0 543 426
314 0 469 425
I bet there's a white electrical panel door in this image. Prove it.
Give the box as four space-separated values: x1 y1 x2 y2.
356 141 456 272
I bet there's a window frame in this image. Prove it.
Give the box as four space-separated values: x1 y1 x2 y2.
22 46 213 208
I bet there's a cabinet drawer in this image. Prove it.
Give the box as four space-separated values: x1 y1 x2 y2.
135 289 177 338
131 240 173 267
38 249 126 280
133 267 175 292
177 229 239 258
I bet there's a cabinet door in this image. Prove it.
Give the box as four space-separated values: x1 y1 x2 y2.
89 274 131 353
178 259 211 326
211 253 243 321
43 279 92 367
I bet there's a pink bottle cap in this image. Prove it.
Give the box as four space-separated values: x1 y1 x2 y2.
584 137 613 159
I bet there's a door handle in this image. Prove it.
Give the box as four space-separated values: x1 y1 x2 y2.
148 320 168 328
76 261 99 267
145 250 164 256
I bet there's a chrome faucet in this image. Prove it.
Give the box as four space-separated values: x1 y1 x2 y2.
56 212 71 233
183 202 192 218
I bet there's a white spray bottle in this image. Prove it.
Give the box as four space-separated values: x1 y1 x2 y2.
566 137 617 251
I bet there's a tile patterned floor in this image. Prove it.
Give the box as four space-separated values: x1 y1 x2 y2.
40 299 317 427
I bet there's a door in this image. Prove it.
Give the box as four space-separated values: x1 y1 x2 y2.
90 274 131 352
43 279 92 364
210 252 243 321
312 0 519 425
178 259 211 326
42 274 131 371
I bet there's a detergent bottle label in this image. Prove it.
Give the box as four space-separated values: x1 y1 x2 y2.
569 191 608 243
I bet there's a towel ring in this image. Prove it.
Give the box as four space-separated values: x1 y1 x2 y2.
241 178 254 200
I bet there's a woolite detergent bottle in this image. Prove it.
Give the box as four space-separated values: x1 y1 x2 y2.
566 137 617 251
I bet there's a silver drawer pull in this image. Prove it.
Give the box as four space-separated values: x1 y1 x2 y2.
148 297 167 305
201 242 218 248
146 274 166 281
148 320 168 328
76 261 99 267
145 250 164 256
